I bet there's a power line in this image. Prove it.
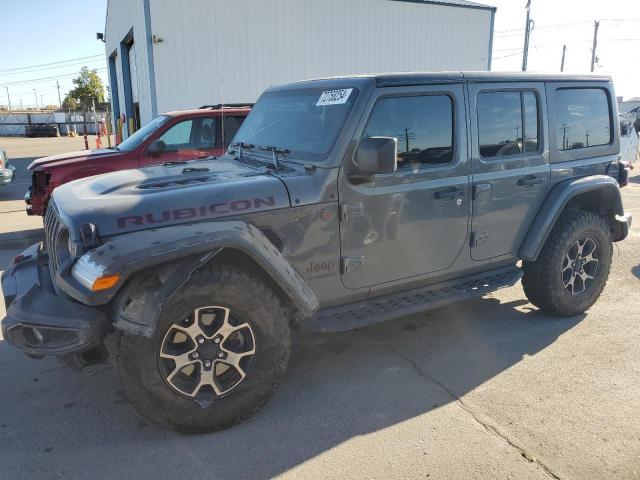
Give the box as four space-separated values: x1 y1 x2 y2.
0 58 105 78
1 67 107 87
0 54 103 74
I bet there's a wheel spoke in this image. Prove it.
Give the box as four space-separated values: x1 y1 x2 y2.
194 366 224 397
172 317 206 341
158 304 257 399
161 351 199 383
220 345 256 379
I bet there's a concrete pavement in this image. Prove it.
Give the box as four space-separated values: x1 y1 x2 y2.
0 137 639 479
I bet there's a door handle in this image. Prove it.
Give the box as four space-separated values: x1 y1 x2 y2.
517 175 544 187
434 187 465 201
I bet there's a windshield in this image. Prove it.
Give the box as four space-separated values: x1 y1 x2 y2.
231 87 358 162
117 115 170 151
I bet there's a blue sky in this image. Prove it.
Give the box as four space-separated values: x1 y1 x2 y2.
0 0 108 109
0 0 638 110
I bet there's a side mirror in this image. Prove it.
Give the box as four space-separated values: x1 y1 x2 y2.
353 136 397 175
148 139 167 155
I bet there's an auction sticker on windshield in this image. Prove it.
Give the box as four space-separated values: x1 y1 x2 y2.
316 88 353 106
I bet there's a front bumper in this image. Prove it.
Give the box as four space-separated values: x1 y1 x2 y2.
1 244 110 358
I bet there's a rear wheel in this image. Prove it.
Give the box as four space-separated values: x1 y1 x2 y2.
117 263 291 433
522 209 612 316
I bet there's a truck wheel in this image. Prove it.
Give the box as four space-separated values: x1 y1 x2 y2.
522 209 612 316
117 263 291 433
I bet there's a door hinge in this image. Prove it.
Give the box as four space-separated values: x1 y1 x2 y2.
342 256 364 275
341 202 364 222
470 231 489 247
474 183 492 201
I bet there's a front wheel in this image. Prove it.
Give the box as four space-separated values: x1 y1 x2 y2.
117 263 291 433
522 209 613 316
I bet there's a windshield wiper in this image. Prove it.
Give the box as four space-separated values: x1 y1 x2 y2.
229 142 254 160
258 145 290 170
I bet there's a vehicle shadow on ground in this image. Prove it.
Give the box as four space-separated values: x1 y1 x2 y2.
632 265 640 280
0 294 582 479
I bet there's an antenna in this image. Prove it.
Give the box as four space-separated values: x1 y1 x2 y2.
220 76 225 150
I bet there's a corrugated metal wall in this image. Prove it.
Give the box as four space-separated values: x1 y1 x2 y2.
106 0 492 125
149 0 492 114
105 0 153 125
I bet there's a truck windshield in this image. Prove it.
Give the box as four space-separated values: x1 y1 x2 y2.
231 87 358 162
117 115 170 151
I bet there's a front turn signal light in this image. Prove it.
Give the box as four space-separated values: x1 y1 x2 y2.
91 274 120 292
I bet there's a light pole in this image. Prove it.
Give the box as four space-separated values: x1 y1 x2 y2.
2 86 11 111
33 89 38 109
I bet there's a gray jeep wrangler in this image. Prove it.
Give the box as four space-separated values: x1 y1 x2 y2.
1 72 632 432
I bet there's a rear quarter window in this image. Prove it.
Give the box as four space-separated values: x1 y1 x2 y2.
554 88 612 151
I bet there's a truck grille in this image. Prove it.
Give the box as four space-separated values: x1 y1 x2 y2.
44 200 68 284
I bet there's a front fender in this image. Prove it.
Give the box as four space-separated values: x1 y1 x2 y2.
519 175 626 261
57 221 319 327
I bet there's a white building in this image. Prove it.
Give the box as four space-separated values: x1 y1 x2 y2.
104 0 495 130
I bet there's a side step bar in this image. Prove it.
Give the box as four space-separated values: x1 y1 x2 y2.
302 265 522 332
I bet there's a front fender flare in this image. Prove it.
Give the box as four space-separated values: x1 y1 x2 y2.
519 175 625 261
58 221 319 330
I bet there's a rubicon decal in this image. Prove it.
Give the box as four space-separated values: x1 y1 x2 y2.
117 197 276 228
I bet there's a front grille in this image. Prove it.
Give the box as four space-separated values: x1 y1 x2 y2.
44 200 67 285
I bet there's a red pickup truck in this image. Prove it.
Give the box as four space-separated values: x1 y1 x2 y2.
26 104 251 216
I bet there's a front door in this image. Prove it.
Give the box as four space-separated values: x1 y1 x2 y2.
139 117 218 166
468 83 550 260
339 85 470 289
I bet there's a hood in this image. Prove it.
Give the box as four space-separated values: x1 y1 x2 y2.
28 148 119 170
53 157 291 238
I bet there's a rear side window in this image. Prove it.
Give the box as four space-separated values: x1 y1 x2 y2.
477 91 540 159
554 88 611 150
363 95 454 170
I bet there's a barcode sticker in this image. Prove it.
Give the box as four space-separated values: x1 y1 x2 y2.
316 88 353 106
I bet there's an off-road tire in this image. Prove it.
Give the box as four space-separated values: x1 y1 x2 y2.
522 209 612 316
117 263 291 433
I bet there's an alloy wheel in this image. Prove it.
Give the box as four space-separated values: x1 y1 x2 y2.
158 306 256 399
561 237 599 296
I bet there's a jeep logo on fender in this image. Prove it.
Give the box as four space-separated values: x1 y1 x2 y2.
117 197 276 228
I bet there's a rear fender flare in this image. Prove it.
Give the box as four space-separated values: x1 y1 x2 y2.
519 175 625 261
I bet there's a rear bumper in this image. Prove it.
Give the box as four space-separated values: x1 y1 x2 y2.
613 213 633 242
1 244 110 358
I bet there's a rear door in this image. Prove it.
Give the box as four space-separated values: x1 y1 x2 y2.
468 82 550 260
339 84 470 289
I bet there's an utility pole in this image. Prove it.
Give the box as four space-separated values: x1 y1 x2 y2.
590 20 600 72
521 0 534 71
33 89 38 109
560 45 567 72
40 95 44 110
3 86 10 111
56 80 62 107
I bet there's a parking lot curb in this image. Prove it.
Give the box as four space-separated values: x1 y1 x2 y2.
0 228 43 249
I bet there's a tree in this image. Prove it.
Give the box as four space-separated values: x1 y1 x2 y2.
62 66 105 110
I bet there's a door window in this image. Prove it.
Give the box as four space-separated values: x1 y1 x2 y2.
195 118 216 149
222 116 244 148
554 88 611 150
478 91 540 159
159 120 193 150
363 95 454 170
